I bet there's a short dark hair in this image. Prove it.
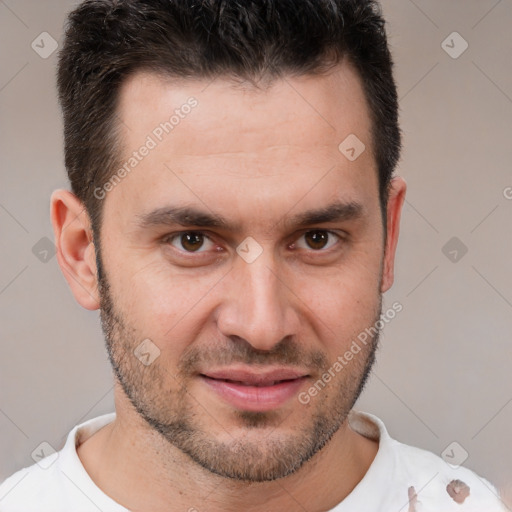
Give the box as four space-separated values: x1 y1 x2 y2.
57 0 401 234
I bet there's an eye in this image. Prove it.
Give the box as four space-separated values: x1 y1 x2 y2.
165 231 216 253
294 230 341 251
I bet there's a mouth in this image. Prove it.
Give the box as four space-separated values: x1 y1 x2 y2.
199 368 309 412
204 377 298 386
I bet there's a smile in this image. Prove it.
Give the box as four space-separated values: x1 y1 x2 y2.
199 368 309 412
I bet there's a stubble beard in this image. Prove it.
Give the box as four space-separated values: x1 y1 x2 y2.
97 267 381 482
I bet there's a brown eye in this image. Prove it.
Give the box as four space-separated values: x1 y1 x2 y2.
180 233 204 251
167 232 215 253
295 230 340 251
304 231 329 250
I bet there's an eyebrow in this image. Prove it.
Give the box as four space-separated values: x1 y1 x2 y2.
136 200 364 232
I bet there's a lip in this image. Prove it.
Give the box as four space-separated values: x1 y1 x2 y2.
200 367 309 412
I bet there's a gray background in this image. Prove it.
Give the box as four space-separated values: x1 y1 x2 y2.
1 0 511 500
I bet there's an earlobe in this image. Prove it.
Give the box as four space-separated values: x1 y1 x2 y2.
50 189 100 310
380 176 407 293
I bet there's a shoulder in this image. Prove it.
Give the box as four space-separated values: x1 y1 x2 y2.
350 411 508 511
390 432 507 511
0 413 120 512
0 455 64 511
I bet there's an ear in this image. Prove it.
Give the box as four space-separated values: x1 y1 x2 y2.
50 189 100 310
380 176 407 293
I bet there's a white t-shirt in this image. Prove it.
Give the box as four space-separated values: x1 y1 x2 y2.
0 410 507 512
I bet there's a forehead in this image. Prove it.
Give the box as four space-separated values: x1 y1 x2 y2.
117 62 372 158
107 62 377 227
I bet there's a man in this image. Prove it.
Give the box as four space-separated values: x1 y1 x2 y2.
0 1 507 511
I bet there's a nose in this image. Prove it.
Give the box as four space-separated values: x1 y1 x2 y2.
215 253 300 352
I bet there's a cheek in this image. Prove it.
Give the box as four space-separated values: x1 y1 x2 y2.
293 255 382 344
107 259 222 342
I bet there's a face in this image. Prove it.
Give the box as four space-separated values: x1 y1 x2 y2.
96 63 389 482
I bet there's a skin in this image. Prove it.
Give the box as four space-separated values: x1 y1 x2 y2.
51 59 406 512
